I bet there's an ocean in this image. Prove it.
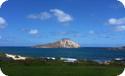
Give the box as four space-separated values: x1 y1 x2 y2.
0 47 125 61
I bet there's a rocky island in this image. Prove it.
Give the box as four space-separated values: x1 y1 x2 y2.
34 38 80 48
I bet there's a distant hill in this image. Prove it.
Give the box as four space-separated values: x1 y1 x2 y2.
34 38 80 48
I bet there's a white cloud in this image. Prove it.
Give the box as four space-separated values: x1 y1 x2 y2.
50 9 73 23
28 29 39 35
28 9 73 23
0 0 8 8
88 30 96 35
115 25 125 31
28 12 52 20
117 0 125 8
0 17 6 28
108 17 125 31
108 18 125 25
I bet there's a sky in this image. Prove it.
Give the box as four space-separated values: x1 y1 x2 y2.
0 0 125 47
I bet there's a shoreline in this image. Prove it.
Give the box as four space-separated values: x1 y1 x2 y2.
0 53 124 65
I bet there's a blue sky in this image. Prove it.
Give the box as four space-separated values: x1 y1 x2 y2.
0 0 125 47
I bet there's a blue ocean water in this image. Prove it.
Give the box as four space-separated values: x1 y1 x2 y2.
0 47 125 61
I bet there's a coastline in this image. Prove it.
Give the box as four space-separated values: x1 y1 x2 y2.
0 47 125 61
0 53 125 65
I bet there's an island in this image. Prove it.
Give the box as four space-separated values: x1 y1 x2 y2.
34 38 80 48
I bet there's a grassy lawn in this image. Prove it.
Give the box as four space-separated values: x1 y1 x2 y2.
0 61 124 76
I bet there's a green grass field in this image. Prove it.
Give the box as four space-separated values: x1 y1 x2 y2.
0 61 124 76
